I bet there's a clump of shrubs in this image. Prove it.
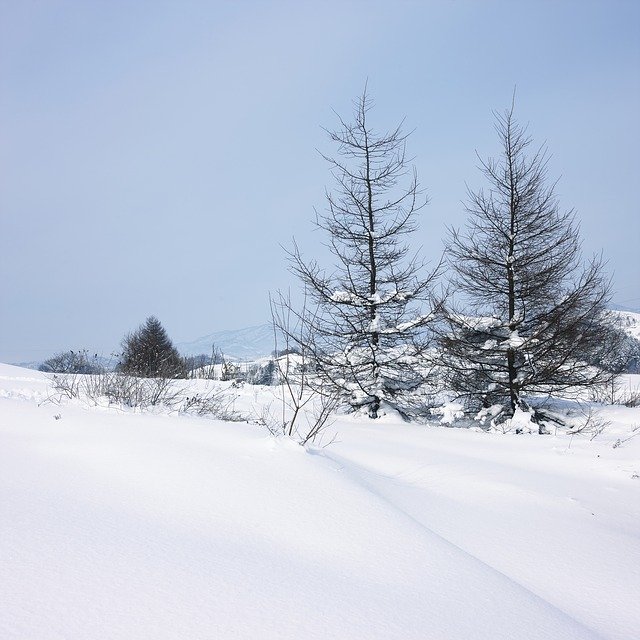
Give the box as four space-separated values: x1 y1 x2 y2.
39 350 104 374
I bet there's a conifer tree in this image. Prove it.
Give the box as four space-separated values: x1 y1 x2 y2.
441 103 615 428
119 316 185 378
280 88 441 419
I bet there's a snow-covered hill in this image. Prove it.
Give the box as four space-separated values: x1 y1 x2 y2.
1 363 639 639
177 323 274 360
615 310 640 340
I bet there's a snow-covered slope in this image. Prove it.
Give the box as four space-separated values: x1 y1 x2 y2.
1 363 639 639
615 310 640 340
177 323 274 360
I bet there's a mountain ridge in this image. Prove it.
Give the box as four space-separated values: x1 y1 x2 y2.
177 322 275 360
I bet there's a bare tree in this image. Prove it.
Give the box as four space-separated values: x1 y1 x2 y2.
267 292 339 444
284 87 441 419
441 102 617 429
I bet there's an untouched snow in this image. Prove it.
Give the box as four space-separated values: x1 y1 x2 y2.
1 363 639 639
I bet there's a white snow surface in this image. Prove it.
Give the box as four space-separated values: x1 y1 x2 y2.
1 363 639 640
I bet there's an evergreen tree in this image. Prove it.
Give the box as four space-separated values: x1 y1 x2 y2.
119 316 185 378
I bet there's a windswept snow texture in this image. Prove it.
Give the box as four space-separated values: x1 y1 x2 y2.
1 363 639 639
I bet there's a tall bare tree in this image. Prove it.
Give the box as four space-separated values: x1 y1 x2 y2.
442 103 616 428
281 88 441 419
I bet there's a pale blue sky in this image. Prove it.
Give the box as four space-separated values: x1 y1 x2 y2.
1 0 639 362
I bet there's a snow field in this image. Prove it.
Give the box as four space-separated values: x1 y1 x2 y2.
1 364 638 639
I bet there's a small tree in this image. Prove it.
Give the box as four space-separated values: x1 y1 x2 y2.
283 87 441 418
119 316 185 378
441 102 615 428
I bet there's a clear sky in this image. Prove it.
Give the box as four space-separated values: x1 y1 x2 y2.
1 0 639 362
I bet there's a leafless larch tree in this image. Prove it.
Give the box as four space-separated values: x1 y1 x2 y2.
441 103 617 429
279 88 441 419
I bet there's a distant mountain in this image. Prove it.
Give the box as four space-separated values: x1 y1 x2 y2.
178 311 640 364
9 361 42 371
177 323 276 360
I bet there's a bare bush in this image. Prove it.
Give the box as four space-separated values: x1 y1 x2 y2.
589 379 640 407
250 384 338 446
299 392 339 446
47 366 246 424
566 404 611 441
264 295 339 445
49 370 184 409
50 373 83 400
179 390 242 421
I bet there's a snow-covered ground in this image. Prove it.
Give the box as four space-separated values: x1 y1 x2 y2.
1 363 639 640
